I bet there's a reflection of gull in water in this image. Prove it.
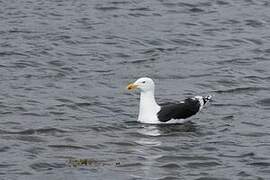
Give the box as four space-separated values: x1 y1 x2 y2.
135 122 197 146
137 125 162 137
135 138 162 146
136 126 162 146
133 126 163 179
137 122 197 137
132 123 197 179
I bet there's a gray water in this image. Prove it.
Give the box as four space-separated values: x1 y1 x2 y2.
1 0 270 179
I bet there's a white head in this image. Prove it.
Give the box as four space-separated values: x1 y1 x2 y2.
127 77 155 92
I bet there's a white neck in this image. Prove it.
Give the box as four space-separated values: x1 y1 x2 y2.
138 90 160 123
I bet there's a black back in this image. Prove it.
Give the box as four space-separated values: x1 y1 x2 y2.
157 98 201 122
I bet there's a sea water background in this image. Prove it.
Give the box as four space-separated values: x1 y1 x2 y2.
0 0 270 179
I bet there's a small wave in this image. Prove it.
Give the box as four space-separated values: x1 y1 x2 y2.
244 38 263 45
185 161 221 168
48 145 86 150
216 0 230 5
245 75 270 81
86 125 123 133
242 121 263 127
248 162 270 167
214 87 269 94
0 127 67 135
236 132 270 137
121 58 155 64
14 135 45 142
208 140 247 147
65 52 92 57
85 144 107 150
222 115 234 120
257 98 270 106
160 163 181 169
189 7 204 13
55 98 74 103
106 141 137 146
117 162 143 168
213 103 251 108
74 102 92 107
154 145 179 152
12 60 42 68
216 58 254 65
157 176 179 180
130 7 152 11
30 162 66 172
47 60 65 67
0 51 29 57
157 155 219 162
161 2 193 8
95 5 120 11
194 177 229 180
170 38 201 46
245 19 264 28
0 146 10 153
110 1 129 5
0 163 16 168
219 152 255 158
21 112 48 117
237 171 251 177
223 38 249 45
49 12 64 17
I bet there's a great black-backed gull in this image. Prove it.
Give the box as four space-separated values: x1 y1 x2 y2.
127 77 212 124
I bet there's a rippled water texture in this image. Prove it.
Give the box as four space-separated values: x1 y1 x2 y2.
1 0 270 179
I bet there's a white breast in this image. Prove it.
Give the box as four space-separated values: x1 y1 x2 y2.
137 91 161 124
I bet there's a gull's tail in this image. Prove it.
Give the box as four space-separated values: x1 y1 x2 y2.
203 95 212 105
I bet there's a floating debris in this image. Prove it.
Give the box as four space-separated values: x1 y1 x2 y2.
67 158 120 168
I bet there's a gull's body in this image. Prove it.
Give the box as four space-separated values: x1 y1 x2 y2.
127 77 211 124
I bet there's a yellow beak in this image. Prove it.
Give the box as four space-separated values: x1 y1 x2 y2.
127 83 138 91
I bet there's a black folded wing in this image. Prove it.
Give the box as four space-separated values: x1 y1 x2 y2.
157 98 201 122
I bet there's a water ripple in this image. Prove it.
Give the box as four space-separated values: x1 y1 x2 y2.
1 0 270 179
0 128 67 135
29 162 66 172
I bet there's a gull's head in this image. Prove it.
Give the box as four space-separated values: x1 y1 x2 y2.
127 77 155 92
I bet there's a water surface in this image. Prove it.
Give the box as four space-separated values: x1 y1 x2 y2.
1 0 270 179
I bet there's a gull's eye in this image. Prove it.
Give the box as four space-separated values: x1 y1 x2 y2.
142 81 146 84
